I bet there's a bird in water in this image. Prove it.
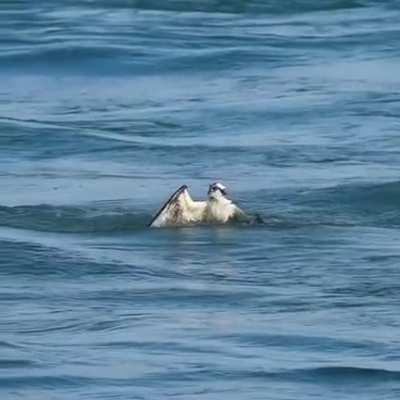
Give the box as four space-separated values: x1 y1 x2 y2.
149 182 261 228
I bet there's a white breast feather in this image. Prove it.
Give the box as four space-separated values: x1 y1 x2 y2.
205 198 236 223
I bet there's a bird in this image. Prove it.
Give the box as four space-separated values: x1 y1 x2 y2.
149 182 252 228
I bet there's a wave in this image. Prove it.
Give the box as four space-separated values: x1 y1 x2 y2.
292 366 400 382
3 0 370 14
0 46 152 75
0 0 390 76
293 180 400 227
73 0 368 15
0 45 294 76
0 203 269 234
0 365 397 390
303 180 400 207
0 204 151 233
169 364 400 383
1 181 399 235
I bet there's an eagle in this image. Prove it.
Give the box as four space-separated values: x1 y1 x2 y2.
149 182 255 228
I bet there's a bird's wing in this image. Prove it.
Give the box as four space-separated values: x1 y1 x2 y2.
231 204 252 222
232 204 264 224
149 185 206 228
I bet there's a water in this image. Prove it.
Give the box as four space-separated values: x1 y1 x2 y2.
1 1 400 398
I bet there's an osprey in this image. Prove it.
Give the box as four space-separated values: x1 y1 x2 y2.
149 182 251 228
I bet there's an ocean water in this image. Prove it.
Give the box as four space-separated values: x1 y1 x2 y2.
1 1 400 399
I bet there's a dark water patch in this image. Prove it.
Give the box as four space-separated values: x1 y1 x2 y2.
293 366 400 384
326 281 400 301
364 254 400 264
221 332 386 353
0 375 113 389
0 359 37 369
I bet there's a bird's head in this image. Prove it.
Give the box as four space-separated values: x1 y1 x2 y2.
208 182 228 201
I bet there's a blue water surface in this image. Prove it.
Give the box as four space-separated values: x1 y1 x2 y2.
1 1 400 399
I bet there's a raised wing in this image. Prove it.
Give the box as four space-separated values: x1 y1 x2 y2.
149 185 206 228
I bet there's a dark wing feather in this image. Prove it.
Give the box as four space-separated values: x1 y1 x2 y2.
148 185 188 227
